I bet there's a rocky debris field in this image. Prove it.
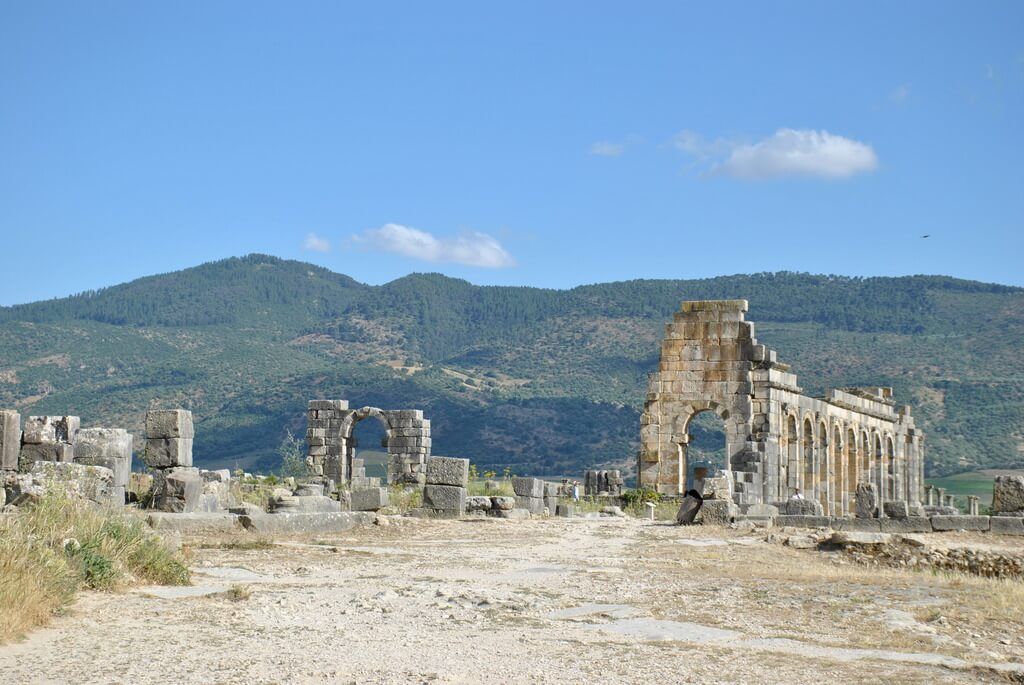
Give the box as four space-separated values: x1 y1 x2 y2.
1 517 1022 684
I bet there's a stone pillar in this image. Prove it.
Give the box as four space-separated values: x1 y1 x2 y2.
937 488 946 507
924 484 934 506
944 494 956 510
143 409 200 512
0 409 20 472
967 495 979 516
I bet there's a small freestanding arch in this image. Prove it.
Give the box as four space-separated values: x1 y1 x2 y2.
305 400 431 486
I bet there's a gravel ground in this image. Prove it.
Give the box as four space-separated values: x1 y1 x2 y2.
1 516 1021 684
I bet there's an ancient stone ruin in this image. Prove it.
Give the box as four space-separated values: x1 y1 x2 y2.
305 400 431 486
639 300 926 516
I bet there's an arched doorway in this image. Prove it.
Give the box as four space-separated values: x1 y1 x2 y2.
802 418 815 496
845 427 858 511
684 410 729 494
784 414 799 498
349 413 390 482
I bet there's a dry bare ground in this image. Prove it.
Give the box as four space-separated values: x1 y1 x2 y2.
1 517 1022 684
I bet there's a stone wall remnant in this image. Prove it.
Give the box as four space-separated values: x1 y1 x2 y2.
20 415 79 470
639 300 926 516
74 427 132 505
416 456 469 517
144 409 204 512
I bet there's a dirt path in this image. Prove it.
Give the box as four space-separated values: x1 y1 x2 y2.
1 517 1021 684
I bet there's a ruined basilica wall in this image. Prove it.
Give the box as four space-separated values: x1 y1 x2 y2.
639 300 925 512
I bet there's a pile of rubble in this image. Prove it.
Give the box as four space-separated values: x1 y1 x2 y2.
828 531 1024 580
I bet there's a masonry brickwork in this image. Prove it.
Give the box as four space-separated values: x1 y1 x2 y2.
639 300 925 515
306 401 431 486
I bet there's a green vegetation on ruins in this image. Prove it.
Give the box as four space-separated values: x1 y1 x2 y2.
1 254 1022 479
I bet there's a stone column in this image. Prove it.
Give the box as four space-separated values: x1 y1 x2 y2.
924 484 934 506
967 495 979 516
937 487 946 507
0 410 20 472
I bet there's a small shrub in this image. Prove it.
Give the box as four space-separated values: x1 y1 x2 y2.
222 584 251 601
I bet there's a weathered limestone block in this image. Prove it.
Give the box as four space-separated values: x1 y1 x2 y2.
783 498 824 516
201 480 236 510
855 483 878 519
153 468 203 513
143 437 193 468
19 442 74 470
990 517 1024 535
512 477 544 499
201 469 232 483
831 518 882 532
28 461 116 506
74 428 132 487
23 416 79 444
696 499 739 525
293 482 324 496
351 487 389 512
0 410 20 471
423 484 466 512
145 512 242 534
145 409 195 439
239 511 375 535
930 515 990 532
883 501 910 519
490 508 530 520
992 476 1024 514
879 517 932 534
425 456 469 488
775 515 830 528
466 496 492 512
556 504 575 517
830 531 892 546
515 495 545 514
490 495 515 511
270 493 341 514
701 471 732 500
745 503 779 517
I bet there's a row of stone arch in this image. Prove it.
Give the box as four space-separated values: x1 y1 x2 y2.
781 412 915 516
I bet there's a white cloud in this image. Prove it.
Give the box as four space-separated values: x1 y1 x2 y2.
890 84 910 103
716 129 878 179
352 223 515 268
302 232 331 253
673 128 878 180
590 141 626 157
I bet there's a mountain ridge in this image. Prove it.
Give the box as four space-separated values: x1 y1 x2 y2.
1 254 1021 479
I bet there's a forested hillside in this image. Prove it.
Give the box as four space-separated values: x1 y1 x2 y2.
1 254 1021 478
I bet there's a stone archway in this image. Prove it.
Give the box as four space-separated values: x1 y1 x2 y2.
306 400 431 486
673 403 734 496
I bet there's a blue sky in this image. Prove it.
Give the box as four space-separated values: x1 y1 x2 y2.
1 2 1022 305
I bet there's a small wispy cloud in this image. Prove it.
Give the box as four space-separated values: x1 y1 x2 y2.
889 84 910 103
672 128 878 180
302 232 331 253
590 141 626 157
589 134 642 157
351 223 515 268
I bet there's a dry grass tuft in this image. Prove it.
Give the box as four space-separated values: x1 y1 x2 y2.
0 489 190 643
